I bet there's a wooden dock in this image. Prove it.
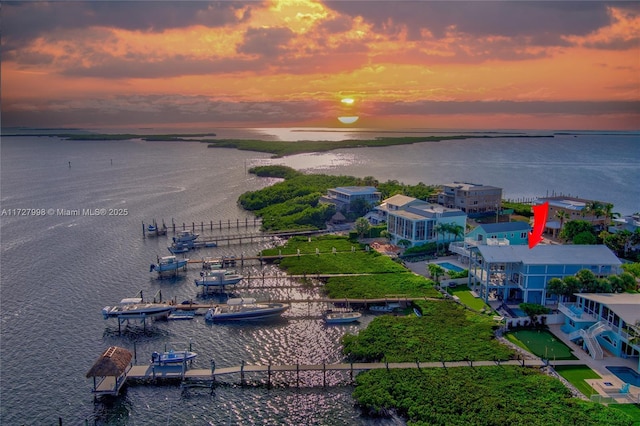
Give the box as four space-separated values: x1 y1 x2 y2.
123 357 551 390
167 295 442 312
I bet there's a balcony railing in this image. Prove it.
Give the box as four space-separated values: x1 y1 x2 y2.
558 303 597 322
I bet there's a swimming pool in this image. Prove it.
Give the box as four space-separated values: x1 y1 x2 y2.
435 262 465 273
606 366 640 386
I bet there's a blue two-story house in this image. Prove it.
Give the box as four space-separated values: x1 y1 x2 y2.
559 293 640 368
468 245 622 305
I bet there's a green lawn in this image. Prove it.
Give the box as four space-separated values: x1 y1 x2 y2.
447 285 493 312
504 329 578 360
554 365 601 397
609 404 640 426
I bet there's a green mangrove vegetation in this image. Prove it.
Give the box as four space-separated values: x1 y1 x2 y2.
342 299 513 362
353 367 632 426
207 134 553 157
324 274 440 299
208 135 469 157
240 165 441 231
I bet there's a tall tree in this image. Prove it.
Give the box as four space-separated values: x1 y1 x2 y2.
354 217 371 238
555 210 570 239
449 223 465 242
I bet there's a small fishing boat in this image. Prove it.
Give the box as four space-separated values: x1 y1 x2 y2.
167 310 196 320
195 270 244 288
168 242 190 254
150 255 188 273
102 298 173 319
202 257 223 269
205 298 288 322
147 223 167 237
173 230 199 243
369 302 401 313
323 310 362 324
151 350 197 365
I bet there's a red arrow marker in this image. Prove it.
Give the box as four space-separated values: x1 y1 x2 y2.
529 201 549 249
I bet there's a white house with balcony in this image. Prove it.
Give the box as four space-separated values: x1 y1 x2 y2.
376 195 466 247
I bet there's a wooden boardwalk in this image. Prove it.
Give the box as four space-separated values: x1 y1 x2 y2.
168 295 442 311
124 358 557 389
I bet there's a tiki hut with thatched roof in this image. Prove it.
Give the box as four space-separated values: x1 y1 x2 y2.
86 346 133 395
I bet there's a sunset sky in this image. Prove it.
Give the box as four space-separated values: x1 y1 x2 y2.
2 1 639 130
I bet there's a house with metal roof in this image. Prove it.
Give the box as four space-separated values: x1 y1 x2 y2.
469 245 622 306
376 195 466 247
558 293 640 367
449 221 531 265
320 186 381 213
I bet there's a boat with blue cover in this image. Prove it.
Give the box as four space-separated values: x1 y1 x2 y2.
151 350 197 365
150 255 188 273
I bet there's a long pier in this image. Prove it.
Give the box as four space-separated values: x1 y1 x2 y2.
120 357 552 391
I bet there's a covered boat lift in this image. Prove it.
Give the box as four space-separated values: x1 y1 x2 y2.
86 346 133 396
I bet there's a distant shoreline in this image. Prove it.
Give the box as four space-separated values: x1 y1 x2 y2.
1 131 554 158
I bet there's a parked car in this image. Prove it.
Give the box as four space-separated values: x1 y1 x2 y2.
448 282 457 288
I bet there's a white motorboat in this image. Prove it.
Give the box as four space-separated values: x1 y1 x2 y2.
150 255 188 273
205 298 288 322
323 310 362 324
195 270 243 288
102 298 173 319
151 350 197 365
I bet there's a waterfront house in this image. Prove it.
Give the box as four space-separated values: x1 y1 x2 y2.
320 186 381 213
558 293 640 366
449 221 531 265
437 182 502 217
376 195 466 247
469 245 621 305
533 196 611 238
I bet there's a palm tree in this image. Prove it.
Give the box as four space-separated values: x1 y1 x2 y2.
555 210 570 239
602 203 620 231
434 223 448 254
586 201 605 223
449 223 465 242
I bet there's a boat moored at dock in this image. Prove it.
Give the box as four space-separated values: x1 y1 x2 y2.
151 350 197 365
205 298 288 322
173 230 199 243
323 310 362 324
150 255 188 273
146 223 167 237
202 257 223 269
102 298 173 319
195 270 244 288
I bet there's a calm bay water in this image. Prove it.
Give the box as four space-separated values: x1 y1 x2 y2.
0 129 638 425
